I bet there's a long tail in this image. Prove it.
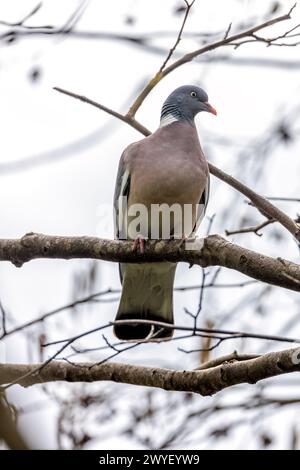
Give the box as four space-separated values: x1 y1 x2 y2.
114 262 177 341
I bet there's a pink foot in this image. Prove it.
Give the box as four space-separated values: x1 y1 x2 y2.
132 235 145 254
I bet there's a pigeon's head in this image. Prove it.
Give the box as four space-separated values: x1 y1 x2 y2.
160 85 217 127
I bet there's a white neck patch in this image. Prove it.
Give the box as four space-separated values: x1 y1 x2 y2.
159 113 179 128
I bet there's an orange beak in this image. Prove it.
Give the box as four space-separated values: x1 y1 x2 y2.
206 102 217 116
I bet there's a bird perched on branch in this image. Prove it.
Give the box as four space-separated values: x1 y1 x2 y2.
113 85 216 340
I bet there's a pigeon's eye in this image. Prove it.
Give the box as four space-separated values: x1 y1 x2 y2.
190 91 197 97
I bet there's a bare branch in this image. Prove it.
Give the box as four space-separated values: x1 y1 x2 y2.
53 87 151 137
43 318 300 348
1 347 300 395
0 2 43 27
127 4 297 118
0 288 119 340
3 314 300 391
0 280 256 340
158 0 195 73
0 233 300 291
210 162 300 241
225 218 276 237
223 22 232 40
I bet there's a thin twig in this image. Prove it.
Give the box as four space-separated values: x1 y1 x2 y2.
223 22 232 40
0 288 119 340
127 4 297 118
267 196 300 202
0 2 43 27
53 86 151 136
0 279 256 341
159 0 195 73
225 218 275 237
209 162 300 241
42 318 300 348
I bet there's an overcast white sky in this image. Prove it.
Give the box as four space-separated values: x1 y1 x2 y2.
1 0 300 449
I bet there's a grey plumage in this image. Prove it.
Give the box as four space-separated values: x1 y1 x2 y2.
113 85 216 340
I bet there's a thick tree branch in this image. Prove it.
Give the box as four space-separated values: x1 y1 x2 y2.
1 347 300 395
0 232 300 291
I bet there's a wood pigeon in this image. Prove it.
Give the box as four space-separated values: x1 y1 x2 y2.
113 85 216 341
